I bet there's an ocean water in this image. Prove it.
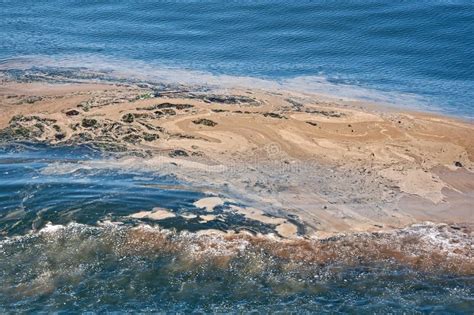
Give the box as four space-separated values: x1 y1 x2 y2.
0 144 473 313
1 2 474 313
1 1 473 117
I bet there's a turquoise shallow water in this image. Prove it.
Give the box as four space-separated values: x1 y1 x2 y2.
1 1 473 117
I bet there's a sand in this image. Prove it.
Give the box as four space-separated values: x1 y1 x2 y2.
1 73 473 237
193 197 226 212
129 208 176 221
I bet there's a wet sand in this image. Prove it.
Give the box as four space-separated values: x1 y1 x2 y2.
0 70 473 238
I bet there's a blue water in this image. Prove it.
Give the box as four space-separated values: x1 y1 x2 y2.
1 1 473 117
2 2 474 312
0 143 206 236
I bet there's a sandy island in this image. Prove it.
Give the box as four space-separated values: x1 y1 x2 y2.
0 69 473 240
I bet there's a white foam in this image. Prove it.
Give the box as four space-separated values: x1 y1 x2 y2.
38 222 67 234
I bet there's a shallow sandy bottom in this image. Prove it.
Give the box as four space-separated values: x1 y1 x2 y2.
0 68 473 237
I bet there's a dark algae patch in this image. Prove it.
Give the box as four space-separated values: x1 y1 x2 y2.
305 109 345 118
121 113 135 123
143 133 159 142
193 118 218 127
263 112 287 119
137 102 194 111
169 149 189 157
0 115 56 141
81 118 98 128
65 109 80 116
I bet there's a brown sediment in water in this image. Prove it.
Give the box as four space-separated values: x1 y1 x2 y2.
94 223 473 275
1 71 473 237
2 222 471 305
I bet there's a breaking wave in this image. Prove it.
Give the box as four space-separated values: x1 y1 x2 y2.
1 222 473 312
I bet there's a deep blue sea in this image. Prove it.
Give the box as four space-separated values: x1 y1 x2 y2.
1 1 473 117
1 2 474 313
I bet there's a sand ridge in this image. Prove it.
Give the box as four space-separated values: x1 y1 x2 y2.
1 75 473 235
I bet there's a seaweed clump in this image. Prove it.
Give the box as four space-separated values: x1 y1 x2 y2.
193 118 218 127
